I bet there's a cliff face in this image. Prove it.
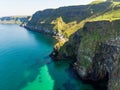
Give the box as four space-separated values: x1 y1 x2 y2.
52 20 120 90
88 37 120 90
21 1 120 90
24 1 112 37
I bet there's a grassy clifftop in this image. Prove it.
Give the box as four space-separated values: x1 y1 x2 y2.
49 1 120 90
24 1 114 38
53 18 120 90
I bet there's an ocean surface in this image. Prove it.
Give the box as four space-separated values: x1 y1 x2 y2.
0 24 94 90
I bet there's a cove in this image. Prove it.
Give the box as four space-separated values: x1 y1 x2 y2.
0 24 94 90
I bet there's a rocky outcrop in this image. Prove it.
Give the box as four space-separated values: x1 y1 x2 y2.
74 37 120 90
51 20 120 90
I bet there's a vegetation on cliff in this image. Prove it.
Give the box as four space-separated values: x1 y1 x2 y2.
22 0 120 90
52 0 120 57
50 1 120 90
24 0 120 41
24 1 114 37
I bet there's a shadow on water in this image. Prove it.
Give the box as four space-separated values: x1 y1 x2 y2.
46 60 95 90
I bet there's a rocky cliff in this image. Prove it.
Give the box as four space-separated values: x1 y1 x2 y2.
24 1 113 37
51 20 120 90
21 0 120 90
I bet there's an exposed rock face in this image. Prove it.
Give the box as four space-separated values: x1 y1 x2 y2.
106 36 120 90
88 42 120 79
24 23 55 35
74 21 120 90
52 20 120 90
108 64 120 90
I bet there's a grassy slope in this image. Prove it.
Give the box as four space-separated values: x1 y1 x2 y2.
58 1 120 38
26 1 113 38
52 1 120 90
89 2 120 21
57 1 120 68
25 1 120 64
66 1 120 38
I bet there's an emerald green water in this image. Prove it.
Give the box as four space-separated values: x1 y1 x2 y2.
0 24 94 90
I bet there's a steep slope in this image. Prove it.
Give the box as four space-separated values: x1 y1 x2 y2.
50 1 120 90
23 0 120 90
51 20 120 90
24 1 112 37
51 1 120 54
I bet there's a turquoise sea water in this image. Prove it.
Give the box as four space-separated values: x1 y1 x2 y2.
0 24 94 90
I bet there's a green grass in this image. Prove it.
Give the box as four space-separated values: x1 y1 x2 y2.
79 55 92 68
90 9 120 21
88 1 120 21
90 0 105 5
